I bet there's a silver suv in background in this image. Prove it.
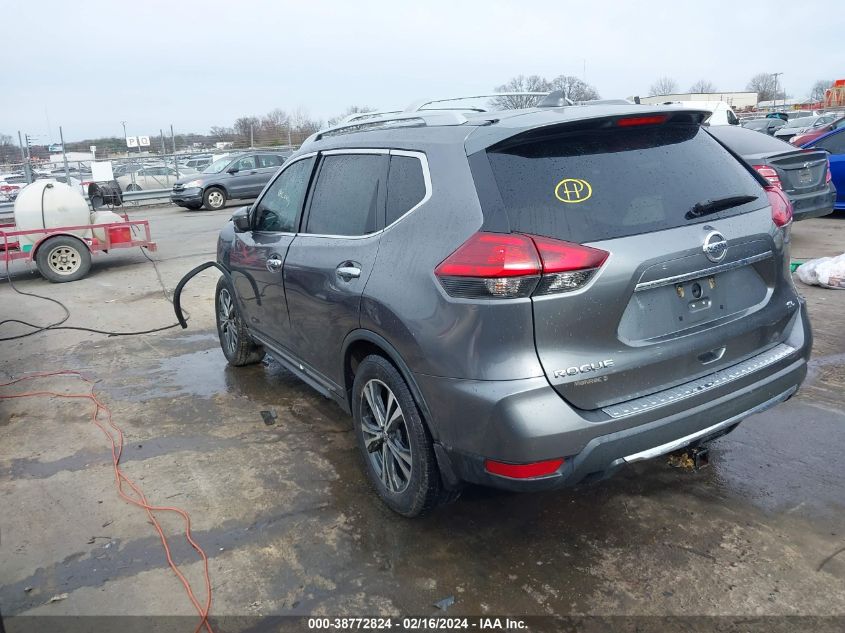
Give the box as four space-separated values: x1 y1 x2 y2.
198 95 811 516
171 150 289 210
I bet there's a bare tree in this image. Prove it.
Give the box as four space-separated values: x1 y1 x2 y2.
810 79 832 102
746 73 785 102
233 116 260 141
689 79 717 93
328 105 377 127
549 75 600 102
0 132 18 164
491 75 551 109
649 77 678 96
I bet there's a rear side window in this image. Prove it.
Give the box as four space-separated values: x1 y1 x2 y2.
482 124 764 243
386 155 426 225
814 131 845 154
305 154 386 236
258 154 284 168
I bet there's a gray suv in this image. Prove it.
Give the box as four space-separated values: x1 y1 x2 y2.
209 99 811 516
171 151 288 210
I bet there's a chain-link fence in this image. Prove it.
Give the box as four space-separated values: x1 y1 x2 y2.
1 140 298 206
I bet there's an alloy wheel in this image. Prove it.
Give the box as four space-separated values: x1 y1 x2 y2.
207 191 224 208
218 288 238 355
360 379 413 493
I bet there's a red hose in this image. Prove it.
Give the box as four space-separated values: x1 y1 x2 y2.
0 371 213 633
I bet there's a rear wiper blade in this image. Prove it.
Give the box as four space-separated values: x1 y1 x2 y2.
686 194 758 220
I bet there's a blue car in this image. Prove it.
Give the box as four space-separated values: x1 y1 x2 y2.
801 127 845 211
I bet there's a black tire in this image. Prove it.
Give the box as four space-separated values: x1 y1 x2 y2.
185 203 203 211
35 235 92 283
203 187 227 210
126 183 142 192
215 277 264 366
352 355 444 517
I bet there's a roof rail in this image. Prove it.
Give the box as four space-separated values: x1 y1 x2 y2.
403 92 552 112
307 91 573 144
341 110 402 124
311 110 470 142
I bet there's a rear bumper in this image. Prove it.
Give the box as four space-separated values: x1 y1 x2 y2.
421 302 811 491
791 187 836 221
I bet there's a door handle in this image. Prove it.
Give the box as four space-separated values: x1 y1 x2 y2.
266 256 283 272
336 264 361 281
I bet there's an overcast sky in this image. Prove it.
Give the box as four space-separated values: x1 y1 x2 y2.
3 0 843 142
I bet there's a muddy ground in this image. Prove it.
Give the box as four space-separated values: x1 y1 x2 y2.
1 205 844 630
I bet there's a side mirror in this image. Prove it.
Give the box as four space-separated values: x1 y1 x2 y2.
232 206 251 232
227 166 239 174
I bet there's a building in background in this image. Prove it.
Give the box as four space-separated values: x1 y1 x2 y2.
639 91 758 111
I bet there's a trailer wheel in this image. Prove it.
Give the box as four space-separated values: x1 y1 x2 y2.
35 235 92 283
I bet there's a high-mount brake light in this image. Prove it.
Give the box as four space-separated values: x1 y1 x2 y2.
616 115 668 127
435 232 609 299
765 185 792 227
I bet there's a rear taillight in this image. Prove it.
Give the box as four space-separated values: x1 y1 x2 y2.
766 185 793 227
826 158 832 183
753 165 782 189
435 232 609 299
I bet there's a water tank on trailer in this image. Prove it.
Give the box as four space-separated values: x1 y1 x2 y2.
13 181 92 251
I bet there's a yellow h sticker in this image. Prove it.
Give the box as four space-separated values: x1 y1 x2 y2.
555 178 592 204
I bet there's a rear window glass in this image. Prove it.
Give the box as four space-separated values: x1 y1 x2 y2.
386 155 426 225
708 125 795 155
484 124 764 243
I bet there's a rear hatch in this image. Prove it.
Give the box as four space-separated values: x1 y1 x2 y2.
476 113 795 410
764 150 828 194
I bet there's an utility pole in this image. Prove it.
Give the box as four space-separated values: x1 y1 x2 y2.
772 72 783 111
170 124 179 178
59 126 70 181
17 131 32 184
250 124 254 149
24 133 34 183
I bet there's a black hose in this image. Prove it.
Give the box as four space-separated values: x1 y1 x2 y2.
173 261 232 328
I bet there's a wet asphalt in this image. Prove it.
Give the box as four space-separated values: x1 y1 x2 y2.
0 206 844 625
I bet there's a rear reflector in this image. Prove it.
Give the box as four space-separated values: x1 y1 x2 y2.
616 115 668 127
753 165 782 189
765 185 792 227
485 458 564 479
435 232 609 299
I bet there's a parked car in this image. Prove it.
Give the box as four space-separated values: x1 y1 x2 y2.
663 100 740 125
179 156 213 171
790 115 845 146
117 165 197 191
0 174 28 201
801 127 845 211
741 117 787 135
709 125 834 220
773 114 838 141
203 101 810 516
170 151 288 210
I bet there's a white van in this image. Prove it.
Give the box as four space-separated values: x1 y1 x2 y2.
657 100 740 126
